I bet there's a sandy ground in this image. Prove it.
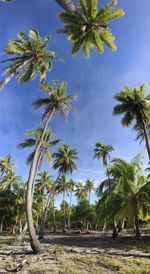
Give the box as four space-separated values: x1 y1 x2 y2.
0 233 150 273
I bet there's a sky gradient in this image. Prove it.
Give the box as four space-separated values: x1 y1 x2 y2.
0 0 150 204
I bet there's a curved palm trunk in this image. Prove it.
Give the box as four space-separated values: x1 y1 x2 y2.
55 0 76 12
15 151 44 244
26 117 52 253
141 117 150 162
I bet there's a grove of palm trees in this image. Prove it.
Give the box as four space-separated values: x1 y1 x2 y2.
0 0 150 273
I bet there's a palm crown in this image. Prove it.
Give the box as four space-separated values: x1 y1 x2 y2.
33 81 76 122
17 127 59 167
58 0 124 57
53 144 78 175
94 143 114 166
0 29 56 90
113 83 150 127
113 83 150 161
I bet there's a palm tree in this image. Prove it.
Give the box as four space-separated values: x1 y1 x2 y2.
94 142 116 235
67 179 76 229
94 143 114 168
0 29 56 90
57 0 124 57
75 182 87 202
26 81 75 253
56 175 69 231
53 144 78 175
0 170 23 191
85 179 94 204
108 158 148 238
0 155 14 177
53 144 78 231
35 171 54 239
113 83 150 162
18 127 59 170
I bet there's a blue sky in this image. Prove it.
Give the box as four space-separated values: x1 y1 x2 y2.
0 0 150 204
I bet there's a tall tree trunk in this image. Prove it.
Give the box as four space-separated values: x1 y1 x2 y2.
0 217 3 233
52 193 56 232
63 191 66 231
55 0 76 12
26 117 52 253
141 117 150 162
15 222 28 243
68 192 72 230
133 199 141 238
112 218 118 238
39 192 52 239
89 191 91 204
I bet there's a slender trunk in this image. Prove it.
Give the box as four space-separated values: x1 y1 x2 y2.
89 191 91 204
14 154 42 245
39 192 52 239
52 193 56 232
26 117 52 254
86 220 89 232
141 116 150 162
112 218 118 238
0 217 3 233
19 220 22 234
133 199 141 238
68 192 72 230
55 0 76 12
15 222 28 243
63 191 66 231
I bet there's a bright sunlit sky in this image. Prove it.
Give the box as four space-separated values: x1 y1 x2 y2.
0 0 150 204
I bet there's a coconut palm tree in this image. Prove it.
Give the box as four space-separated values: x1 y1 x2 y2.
53 144 78 175
85 179 94 204
0 170 23 191
94 142 116 235
113 83 150 162
26 81 75 253
107 158 149 238
0 29 56 90
94 143 114 168
18 127 59 169
57 0 124 57
75 182 87 202
56 175 69 230
35 171 54 239
0 155 14 178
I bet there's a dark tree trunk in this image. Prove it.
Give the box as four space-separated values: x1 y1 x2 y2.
133 200 141 238
112 218 118 238
55 0 76 12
